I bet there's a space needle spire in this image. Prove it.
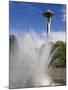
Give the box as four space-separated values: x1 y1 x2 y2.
43 10 54 37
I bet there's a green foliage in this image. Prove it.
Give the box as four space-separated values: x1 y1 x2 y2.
50 41 66 67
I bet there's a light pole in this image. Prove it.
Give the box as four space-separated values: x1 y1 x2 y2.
43 10 54 37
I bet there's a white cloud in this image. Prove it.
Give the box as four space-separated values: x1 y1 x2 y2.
41 31 66 42
51 31 66 42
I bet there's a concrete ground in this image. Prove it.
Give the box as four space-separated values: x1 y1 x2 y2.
48 67 66 85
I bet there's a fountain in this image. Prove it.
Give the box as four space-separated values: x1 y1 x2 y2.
9 10 55 89
9 32 56 88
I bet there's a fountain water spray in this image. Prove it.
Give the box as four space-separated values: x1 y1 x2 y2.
9 33 55 88
9 10 55 88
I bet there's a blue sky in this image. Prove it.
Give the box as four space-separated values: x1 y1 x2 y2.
9 1 66 35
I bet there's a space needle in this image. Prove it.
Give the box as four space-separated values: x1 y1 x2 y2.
43 10 54 37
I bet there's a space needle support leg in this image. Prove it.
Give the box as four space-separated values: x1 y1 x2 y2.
47 17 51 37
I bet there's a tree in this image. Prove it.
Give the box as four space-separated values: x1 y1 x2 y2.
49 41 66 67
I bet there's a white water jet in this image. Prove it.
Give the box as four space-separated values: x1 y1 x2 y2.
9 32 56 88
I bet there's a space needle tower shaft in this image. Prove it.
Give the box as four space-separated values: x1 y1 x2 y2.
43 10 54 37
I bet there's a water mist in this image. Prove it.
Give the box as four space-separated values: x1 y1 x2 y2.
9 32 54 88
